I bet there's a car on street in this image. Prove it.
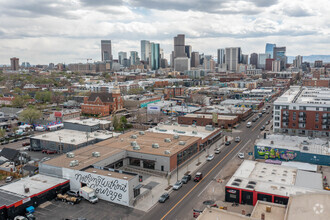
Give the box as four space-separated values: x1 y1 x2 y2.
238 152 245 159
235 136 241 142
225 141 231 146
173 181 183 190
207 154 214 161
194 172 203 182
258 113 263 118
181 174 192 184
46 150 57 154
265 120 270 125
22 142 30 146
158 193 169 203
252 118 257 122
66 190 79 197
246 122 252 128
214 148 221 154
5 176 13 183
260 125 265 131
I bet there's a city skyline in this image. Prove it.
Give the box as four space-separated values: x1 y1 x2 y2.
0 0 329 64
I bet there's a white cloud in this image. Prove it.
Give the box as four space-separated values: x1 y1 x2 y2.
0 0 329 64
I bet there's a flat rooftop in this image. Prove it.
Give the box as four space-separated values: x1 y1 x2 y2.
0 174 68 198
255 134 330 156
84 167 135 181
197 208 251 220
0 189 26 206
183 113 238 120
275 86 330 105
162 105 201 113
226 160 325 197
64 118 111 126
31 129 116 145
203 105 251 114
148 124 221 140
251 201 286 220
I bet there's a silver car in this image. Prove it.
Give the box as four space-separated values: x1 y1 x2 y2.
173 181 183 190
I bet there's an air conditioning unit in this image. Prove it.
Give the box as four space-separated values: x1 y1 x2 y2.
164 150 171 155
173 134 180 139
179 141 186 146
133 145 140 150
92 152 100 157
152 143 159 148
192 131 197 135
139 131 145 135
131 135 137 139
131 141 137 147
66 152 75 158
71 139 75 142
164 138 171 143
70 160 79 167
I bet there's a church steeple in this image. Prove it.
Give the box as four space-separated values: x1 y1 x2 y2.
112 73 120 95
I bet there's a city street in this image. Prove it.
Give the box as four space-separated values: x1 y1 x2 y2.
143 108 273 220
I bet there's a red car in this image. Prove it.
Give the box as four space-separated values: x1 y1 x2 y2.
46 150 57 154
22 142 30 146
194 172 203 182
42 149 47 154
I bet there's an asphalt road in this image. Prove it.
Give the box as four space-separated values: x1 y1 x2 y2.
143 109 273 220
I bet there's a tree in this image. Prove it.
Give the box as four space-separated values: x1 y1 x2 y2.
112 115 120 131
52 92 64 106
12 96 26 108
0 129 5 138
19 108 42 125
35 91 52 103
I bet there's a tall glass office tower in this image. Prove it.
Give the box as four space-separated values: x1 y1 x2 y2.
265 43 276 58
150 43 160 70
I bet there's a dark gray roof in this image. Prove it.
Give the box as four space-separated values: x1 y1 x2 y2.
0 107 23 116
88 93 114 103
0 189 26 206
0 148 19 161
23 164 38 172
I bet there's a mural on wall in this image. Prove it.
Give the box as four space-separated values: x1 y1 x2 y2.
256 146 298 161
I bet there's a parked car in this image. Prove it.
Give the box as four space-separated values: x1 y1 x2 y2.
181 174 191 184
67 190 80 197
158 193 169 203
246 122 252 128
260 126 265 131
225 141 231 146
238 152 245 159
235 136 241 142
173 181 183 190
46 150 57 154
258 113 263 118
252 118 257 122
22 142 30 146
194 172 203 182
265 120 270 125
42 149 47 154
207 154 214 161
214 148 221 154
5 176 13 183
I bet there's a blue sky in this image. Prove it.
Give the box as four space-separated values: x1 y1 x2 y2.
0 0 329 64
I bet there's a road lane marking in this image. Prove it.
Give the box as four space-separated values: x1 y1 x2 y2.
252 115 271 131
197 179 213 197
160 141 241 220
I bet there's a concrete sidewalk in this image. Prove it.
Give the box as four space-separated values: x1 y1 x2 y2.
133 135 232 212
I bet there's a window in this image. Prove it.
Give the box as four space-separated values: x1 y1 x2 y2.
275 122 280 126
275 111 280 115
229 194 237 199
293 123 296 127
275 117 280 121
275 106 280 110
315 125 319 129
293 106 296 110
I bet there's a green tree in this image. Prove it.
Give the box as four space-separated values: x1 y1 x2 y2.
52 92 64 106
13 87 22 95
12 95 26 108
112 115 120 131
35 91 52 103
19 108 42 125
0 129 5 138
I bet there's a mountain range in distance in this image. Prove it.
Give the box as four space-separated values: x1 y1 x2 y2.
287 55 330 63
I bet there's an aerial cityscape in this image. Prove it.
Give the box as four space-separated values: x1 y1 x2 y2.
0 0 329 220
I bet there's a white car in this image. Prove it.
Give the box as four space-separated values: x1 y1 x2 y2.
173 181 183 190
235 136 241 142
238 152 245 159
207 154 215 161
214 148 221 154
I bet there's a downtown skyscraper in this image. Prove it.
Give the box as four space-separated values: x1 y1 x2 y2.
150 43 160 70
174 34 186 58
101 40 112 61
265 43 276 59
140 40 150 62
225 47 241 72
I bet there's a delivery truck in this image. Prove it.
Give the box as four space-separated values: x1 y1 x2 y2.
79 186 98 204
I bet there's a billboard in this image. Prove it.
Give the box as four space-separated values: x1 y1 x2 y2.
147 105 161 114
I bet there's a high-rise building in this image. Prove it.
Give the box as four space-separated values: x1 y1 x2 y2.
314 60 323 68
185 45 192 58
265 58 274 71
272 60 281 72
140 40 150 62
118 52 127 65
129 51 139 66
101 40 112 61
10 57 19 71
204 55 215 71
273 47 287 70
242 54 249 65
174 34 186 58
174 57 190 72
293 55 303 68
217 49 225 65
250 53 258 67
191 52 200 68
258 53 271 69
150 43 160 70
265 43 276 58
225 47 241 72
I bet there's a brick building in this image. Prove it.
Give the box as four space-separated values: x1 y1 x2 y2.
273 86 330 137
302 78 330 88
178 113 239 128
164 86 185 100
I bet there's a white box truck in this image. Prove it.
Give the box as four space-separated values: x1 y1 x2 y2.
79 186 98 204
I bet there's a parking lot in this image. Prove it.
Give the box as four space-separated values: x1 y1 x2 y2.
34 197 145 220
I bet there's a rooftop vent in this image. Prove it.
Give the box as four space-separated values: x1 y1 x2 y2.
71 139 75 142
179 141 186 146
303 146 309 151
131 135 137 139
133 145 140 150
139 131 145 135
92 152 100 157
164 150 171 155
192 131 198 135
248 181 256 185
246 185 255 189
232 182 240 186
152 143 159 149
270 141 274 145
164 138 171 143
205 125 214 131
123 177 128 179
131 141 137 147
173 134 180 139
69 160 79 167
66 152 75 158
234 178 242 182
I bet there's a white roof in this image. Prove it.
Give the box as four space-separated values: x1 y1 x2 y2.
64 118 111 126
281 161 317 172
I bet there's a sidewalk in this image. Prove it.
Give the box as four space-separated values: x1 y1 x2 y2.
133 135 232 212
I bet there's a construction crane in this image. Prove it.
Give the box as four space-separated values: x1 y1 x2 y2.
75 58 93 63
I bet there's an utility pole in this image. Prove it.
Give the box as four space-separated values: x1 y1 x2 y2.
58 136 62 153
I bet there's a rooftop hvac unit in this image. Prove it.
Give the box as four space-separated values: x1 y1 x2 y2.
205 125 214 131
192 131 197 135
131 141 137 147
71 139 75 142
69 160 79 167
66 152 75 158
152 143 159 148
270 141 274 145
92 152 101 157
164 138 171 143
174 134 180 139
133 145 140 150
179 141 186 146
42 134 47 137
131 135 137 139
164 150 171 155
139 131 145 135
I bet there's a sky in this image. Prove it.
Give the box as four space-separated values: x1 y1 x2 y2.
0 0 329 65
